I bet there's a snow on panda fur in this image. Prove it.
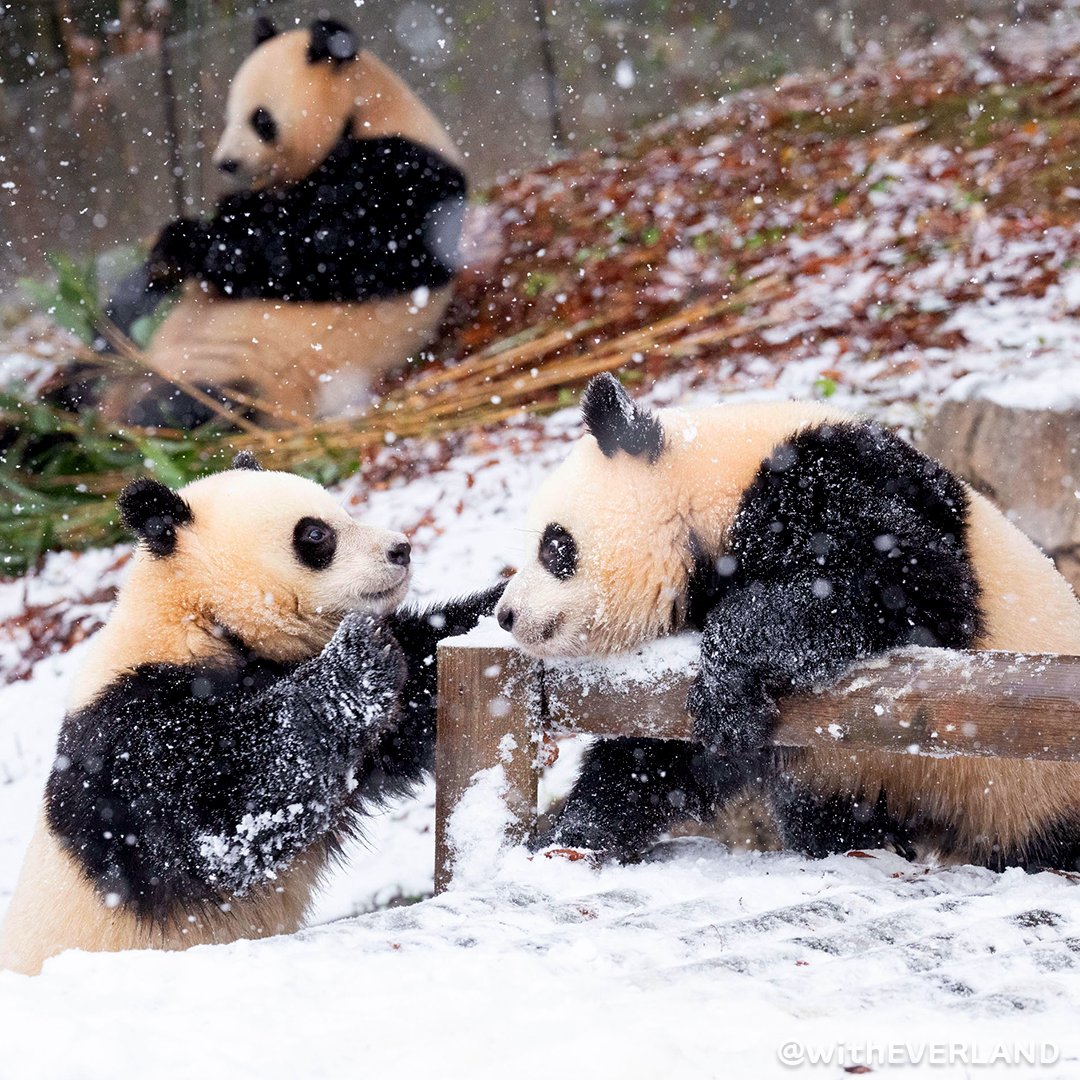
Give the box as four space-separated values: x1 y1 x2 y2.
495 373 1080 870
95 17 467 427
0 454 501 974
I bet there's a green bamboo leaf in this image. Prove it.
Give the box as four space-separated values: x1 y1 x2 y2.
135 439 196 490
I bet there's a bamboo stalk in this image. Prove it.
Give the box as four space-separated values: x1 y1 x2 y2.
394 277 786 411
403 315 612 394
17 276 791 522
229 292 789 461
95 323 268 435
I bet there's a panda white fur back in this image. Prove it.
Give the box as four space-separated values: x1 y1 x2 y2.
496 375 1080 869
0 455 501 974
98 18 467 427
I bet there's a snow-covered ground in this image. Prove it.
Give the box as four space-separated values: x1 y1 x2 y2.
4 625 1080 1078
4 335 1080 1075
5 830 1080 1078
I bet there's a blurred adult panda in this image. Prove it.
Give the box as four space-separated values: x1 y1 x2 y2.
99 16 467 427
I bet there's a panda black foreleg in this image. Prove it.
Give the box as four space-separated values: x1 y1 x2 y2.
46 613 405 917
687 573 882 764
145 218 213 286
531 737 748 859
358 583 507 805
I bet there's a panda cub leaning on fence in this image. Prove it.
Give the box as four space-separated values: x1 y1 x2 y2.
496 373 1080 871
81 16 467 428
0 453 502 975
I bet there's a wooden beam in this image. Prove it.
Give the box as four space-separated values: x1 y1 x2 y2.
543 646 1080 761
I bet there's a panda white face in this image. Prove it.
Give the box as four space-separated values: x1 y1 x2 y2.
118 455 411 662
496 377 693 658
497 460 600 658
212 20 360 190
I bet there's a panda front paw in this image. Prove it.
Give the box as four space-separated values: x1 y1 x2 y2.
334 610 407 677
686 667 776 764
321 613 407 732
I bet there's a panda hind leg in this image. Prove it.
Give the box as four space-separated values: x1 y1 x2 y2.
125 379 259 430
767 752 918 861
533 736 748 860
990 819 1080 874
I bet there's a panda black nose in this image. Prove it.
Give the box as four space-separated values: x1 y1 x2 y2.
217 158 240 175
497 606 515 632
387 541 411 567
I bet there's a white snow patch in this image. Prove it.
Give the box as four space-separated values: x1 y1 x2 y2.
546 632 701 693
444 763 522 889
452 614 516 648
948 360 1080 412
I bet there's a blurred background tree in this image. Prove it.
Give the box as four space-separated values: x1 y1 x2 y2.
0 1 253 87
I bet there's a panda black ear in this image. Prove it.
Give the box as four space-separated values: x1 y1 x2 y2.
307 19 358 64
253 15 278 48
117 477 193 558
581 372 664 463
231 450 263 472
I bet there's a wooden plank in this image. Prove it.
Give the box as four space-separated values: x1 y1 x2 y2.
543 656 695 740
787 649 1080 761
434 642 541 892
541 646 1080 762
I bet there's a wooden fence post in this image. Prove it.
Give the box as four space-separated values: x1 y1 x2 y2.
434 642 541 892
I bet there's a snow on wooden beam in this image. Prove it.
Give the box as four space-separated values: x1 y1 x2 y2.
433 641 1080 891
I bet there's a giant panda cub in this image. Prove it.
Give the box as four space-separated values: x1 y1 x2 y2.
96 16 467 426
0 454 501 975
496 373 1080 870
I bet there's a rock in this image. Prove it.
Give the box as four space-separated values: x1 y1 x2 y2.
919 398 1080 593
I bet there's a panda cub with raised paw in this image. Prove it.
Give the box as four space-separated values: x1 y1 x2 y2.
0 453 501 974
497 373 1080 871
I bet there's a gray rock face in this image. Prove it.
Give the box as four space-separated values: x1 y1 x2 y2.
919 400 1080 594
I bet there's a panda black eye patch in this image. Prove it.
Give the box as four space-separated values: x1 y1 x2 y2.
293 517 337 570
539 523 577 580
250 107 278 144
